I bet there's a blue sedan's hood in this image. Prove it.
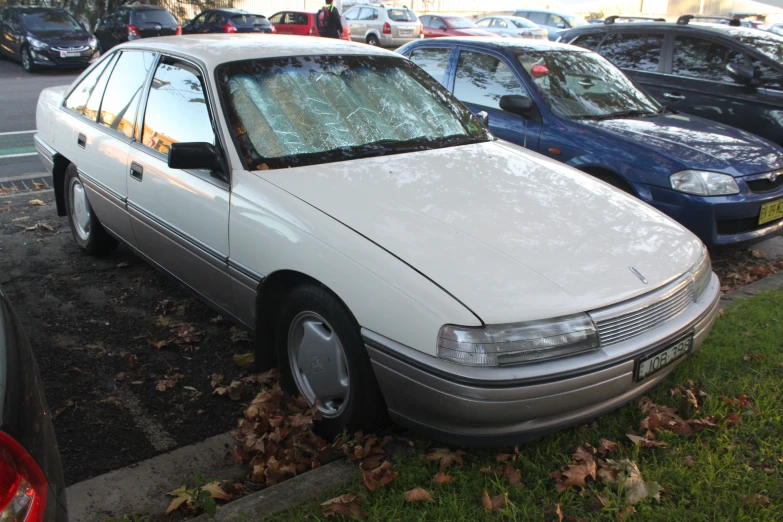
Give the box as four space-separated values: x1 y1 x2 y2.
581 112 783 176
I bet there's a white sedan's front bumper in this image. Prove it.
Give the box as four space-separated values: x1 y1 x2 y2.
365 273 721 445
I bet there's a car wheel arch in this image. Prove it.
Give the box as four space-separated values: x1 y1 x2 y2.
52 155 70 217
253 269 361 372
577 165 638 196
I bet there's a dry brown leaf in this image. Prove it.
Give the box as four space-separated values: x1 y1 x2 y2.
424 448 466 469
626 433 667 449
115 262 131 268
147 333 174 350
404 487 435 503
234 352 254 370
481 490 506 512
721 413 742 426
321 494 369 519
361 461 397 491
28 199 46 206
598 439 620 456
743 493 771 509
682 455 696 467
210 373 224 388
617 505 636 520
214 380 246 400
155 373 183 392
33 182 46 190
433 471 454 484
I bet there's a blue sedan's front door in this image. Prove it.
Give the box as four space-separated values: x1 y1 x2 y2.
449 47 542 151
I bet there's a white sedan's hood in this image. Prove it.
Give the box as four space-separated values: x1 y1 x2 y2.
260 141 703 324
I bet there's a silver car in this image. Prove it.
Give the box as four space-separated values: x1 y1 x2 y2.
343 4 422 47
475 15 548 39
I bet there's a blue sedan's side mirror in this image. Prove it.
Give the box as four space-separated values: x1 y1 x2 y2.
499 94 534 116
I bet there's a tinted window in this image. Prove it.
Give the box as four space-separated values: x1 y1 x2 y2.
21 10 81 31
280 12 307 25
192 12 207 23
731 31 783 66
84 54 118 121
753 59 783 90
204 12 223 24
268 12 283 23
599 32 663 71
475 18 491 27
527 12 548 25
409 47 451 86
100 51 157 138
444 17 474 29
388 9 417 22
671 36 745 82
132 9 177 25
358 8 377 21
454 51 527 110
549 14 566 27
492 19 507 28
65 57 113 116
343 9 359 20
511 18 537 28
570 32 604 50
142 61 215 155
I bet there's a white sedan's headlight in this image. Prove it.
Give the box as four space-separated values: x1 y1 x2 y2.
26 36 48 50
690 247 712 299
670 170 739 196
437 314 599 367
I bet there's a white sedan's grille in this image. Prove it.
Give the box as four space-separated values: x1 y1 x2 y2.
590 276 695 346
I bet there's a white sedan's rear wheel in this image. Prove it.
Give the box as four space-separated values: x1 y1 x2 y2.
275 284 387 438
63 164 117 255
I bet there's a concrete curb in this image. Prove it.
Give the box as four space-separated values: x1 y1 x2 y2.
190 459 358 522
66 433 245 521
719 270 783 308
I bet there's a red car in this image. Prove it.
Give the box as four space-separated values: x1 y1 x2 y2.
269 10 351 40
419 14 494 37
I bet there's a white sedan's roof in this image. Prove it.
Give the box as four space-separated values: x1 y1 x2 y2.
118 34 397 66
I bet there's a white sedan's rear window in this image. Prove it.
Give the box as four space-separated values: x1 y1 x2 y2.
217 55 489 169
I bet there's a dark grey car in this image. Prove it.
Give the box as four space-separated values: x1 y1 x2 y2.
0 286 67 521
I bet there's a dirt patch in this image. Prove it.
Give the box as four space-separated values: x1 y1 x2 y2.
712 246 783 294
0 193 258 485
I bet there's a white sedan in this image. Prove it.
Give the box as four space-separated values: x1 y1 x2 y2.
34 35 720 444
475 15 549 39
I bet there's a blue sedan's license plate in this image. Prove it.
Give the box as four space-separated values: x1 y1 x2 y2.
636 335 693 381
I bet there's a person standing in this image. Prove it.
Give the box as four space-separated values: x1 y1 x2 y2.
316 0 343 38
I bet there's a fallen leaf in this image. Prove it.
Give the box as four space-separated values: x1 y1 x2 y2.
210 374 224 388
147 333 174 350
682 455 696 467
627 433 667 449
320 494 368 519
617 505 636 520
721 413 742 427
209 315 224 323
481 490 506 512
744 354 768 361
231 326 251 344
404 487 435 503
155 373 183 392
743 493 771 509
115 262 131 268
234 352 254 370
433 471 454 484
33 182 46 189
24 222 54 232
424 448 466 469
214 380 246 400
555 503 564 522
28 199 46 206
500 463 523 486
361 461 397 491
598 439 620 456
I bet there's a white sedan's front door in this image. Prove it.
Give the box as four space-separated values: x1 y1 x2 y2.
126 56 234 313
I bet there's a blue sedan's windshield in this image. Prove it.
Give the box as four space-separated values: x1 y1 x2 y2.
516 50 662 119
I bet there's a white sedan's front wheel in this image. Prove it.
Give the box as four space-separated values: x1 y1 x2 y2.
275 284 386 438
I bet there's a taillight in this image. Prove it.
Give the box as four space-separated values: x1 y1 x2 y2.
175 25 182 35
126 24 140 37
222 21 237 33
0 432 47 522
270 25 277 33
383 22 391 34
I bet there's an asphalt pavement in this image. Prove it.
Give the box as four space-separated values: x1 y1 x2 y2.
0 55 80 179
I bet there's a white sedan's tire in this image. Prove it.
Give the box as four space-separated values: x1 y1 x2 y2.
64 164 117 256
275 283 387 439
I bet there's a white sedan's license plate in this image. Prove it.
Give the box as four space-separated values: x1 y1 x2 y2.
60 51 81 58
636 335 693 381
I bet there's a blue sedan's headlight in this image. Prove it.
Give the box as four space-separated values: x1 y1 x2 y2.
670 170 739 196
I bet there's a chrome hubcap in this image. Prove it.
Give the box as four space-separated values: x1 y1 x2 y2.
287 311 350 417
69 177 91 241
22 51 30 69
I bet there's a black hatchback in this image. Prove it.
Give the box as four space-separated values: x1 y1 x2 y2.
0 286 67 521
0 7 98 72
94 4 180 52
560 17 783 146
182 8 274 35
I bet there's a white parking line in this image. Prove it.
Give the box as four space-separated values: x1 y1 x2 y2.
0 130 36 136
0 152 37 159
115 388 177 452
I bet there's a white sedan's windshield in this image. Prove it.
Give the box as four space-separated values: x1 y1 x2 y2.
517 50 661 119
218 55 490 169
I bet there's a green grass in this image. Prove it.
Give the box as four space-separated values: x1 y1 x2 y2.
270 291 783 521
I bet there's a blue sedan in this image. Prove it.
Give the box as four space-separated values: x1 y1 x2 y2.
397 37 783 247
